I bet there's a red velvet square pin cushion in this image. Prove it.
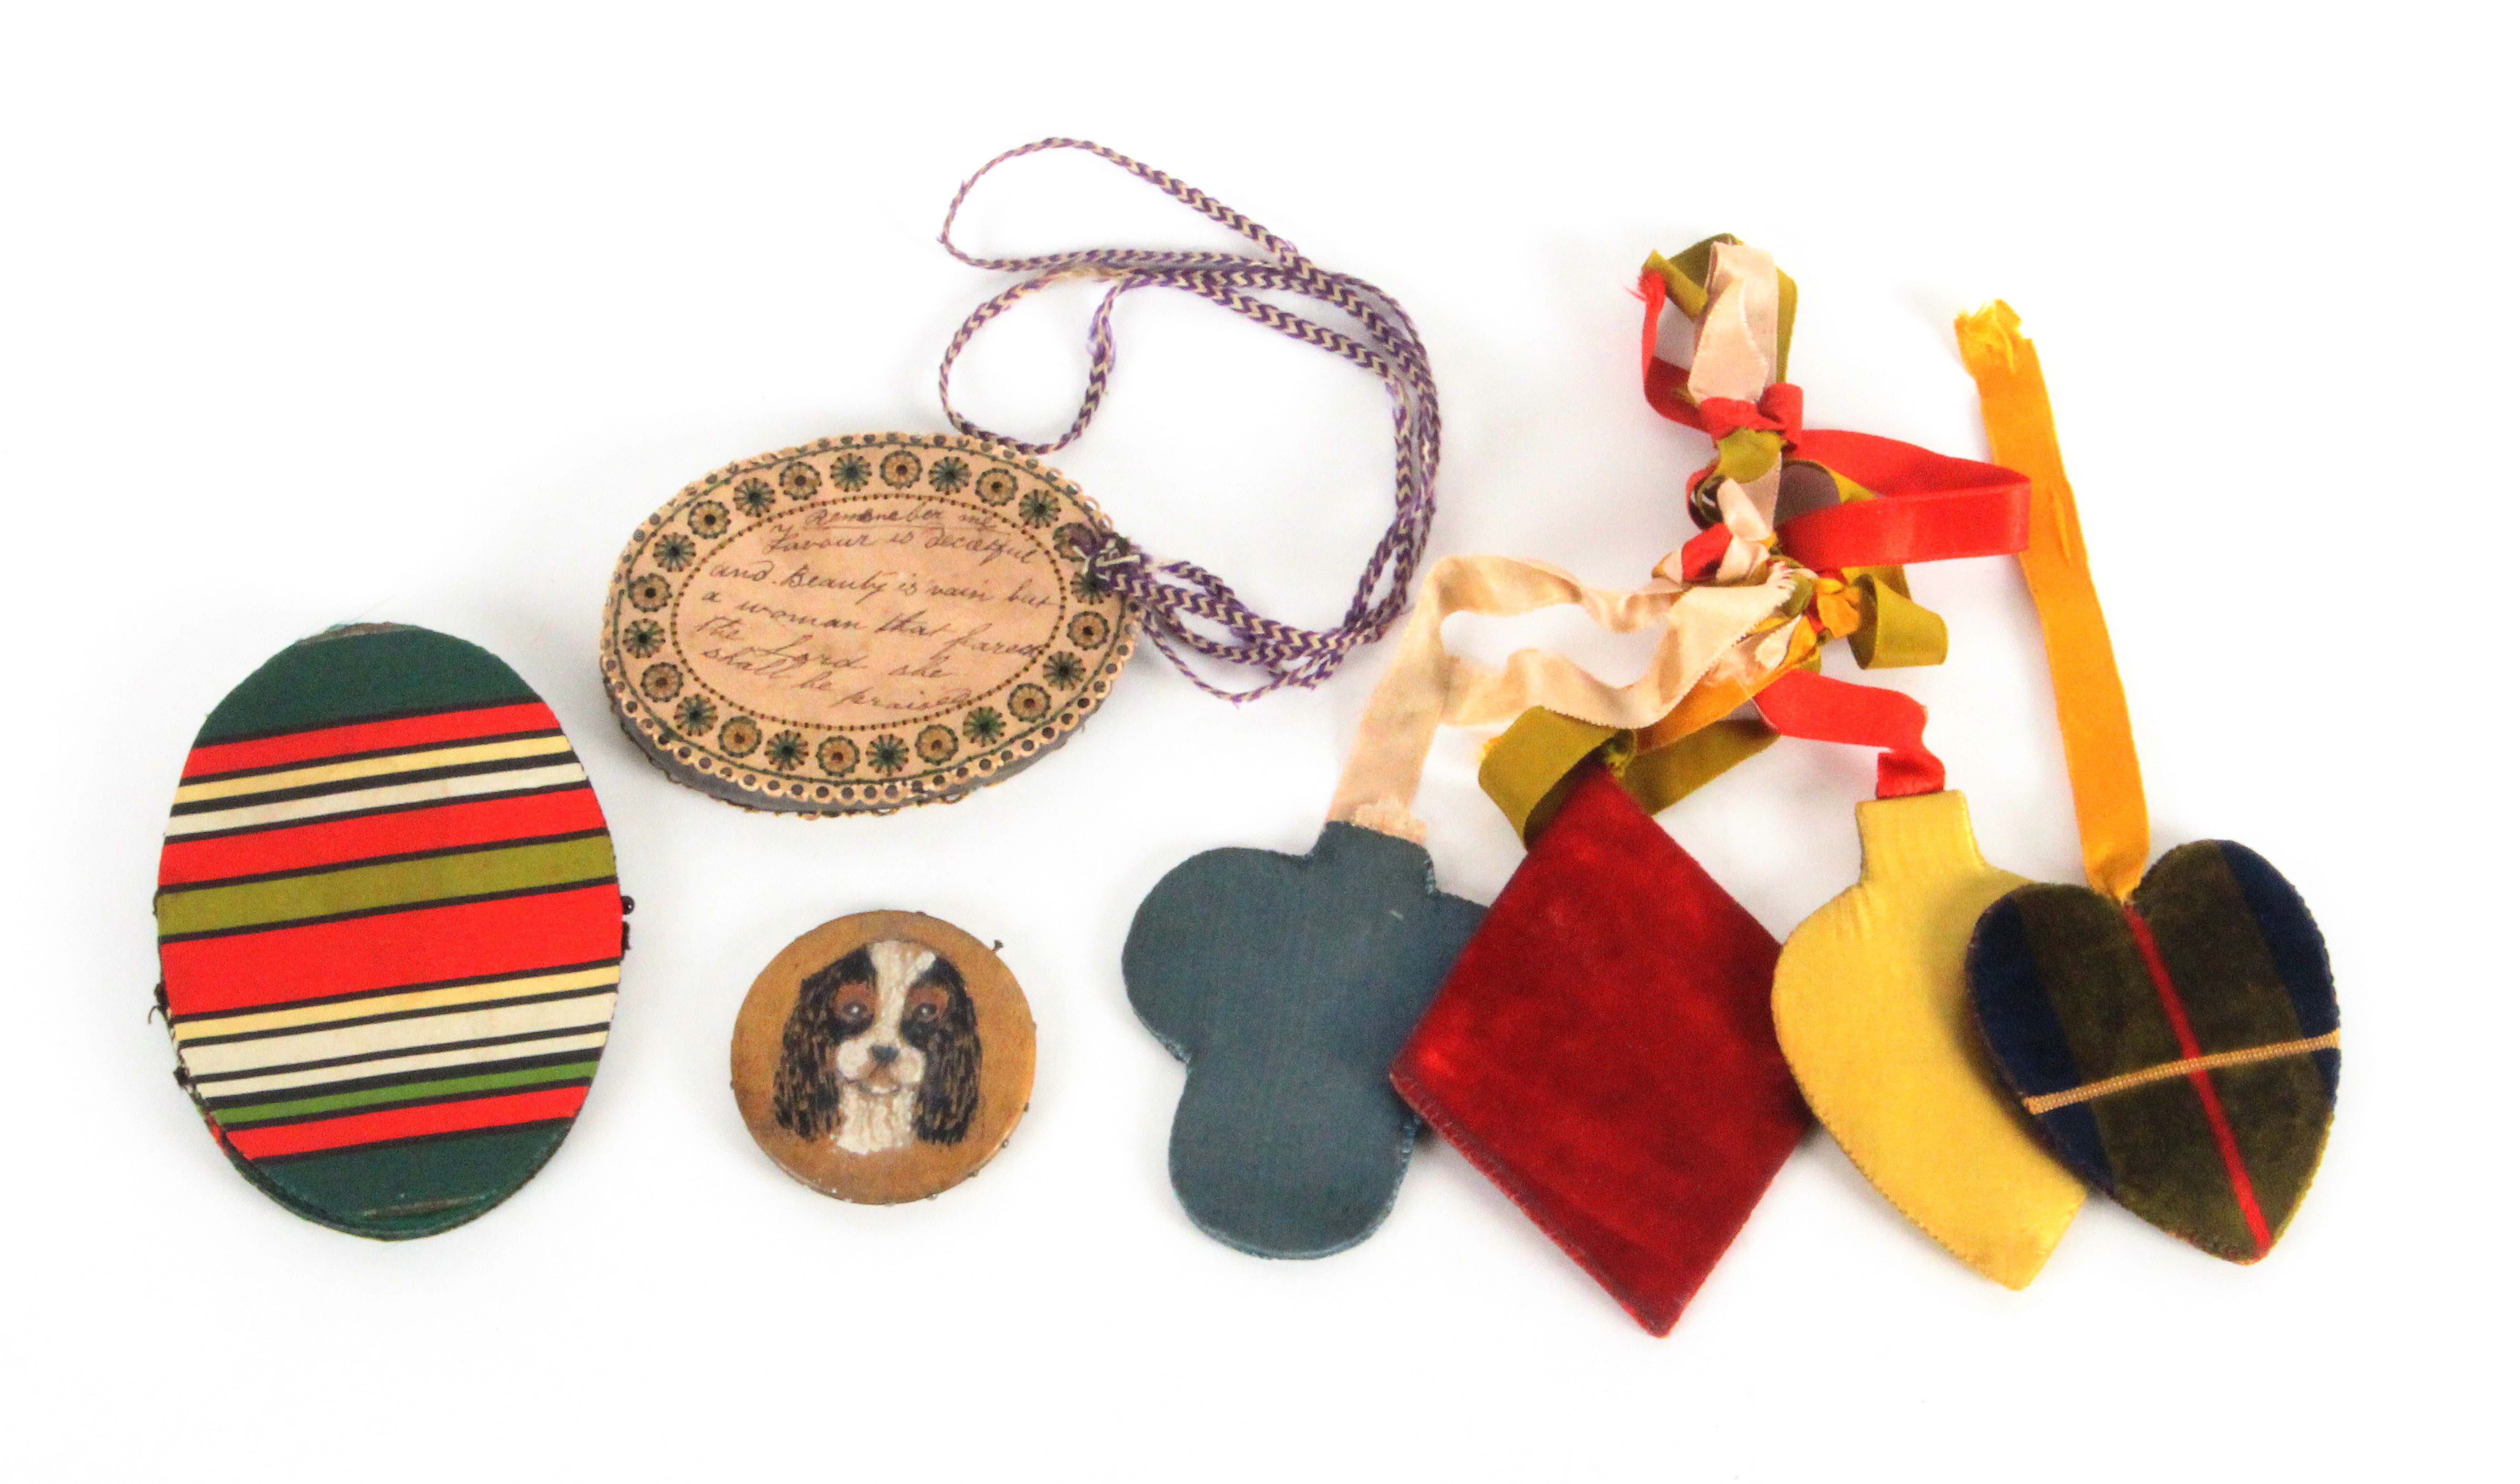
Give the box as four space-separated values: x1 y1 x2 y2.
1390 763 1808 1334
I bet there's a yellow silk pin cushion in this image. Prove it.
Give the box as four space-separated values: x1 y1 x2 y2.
1774 791 2084 1288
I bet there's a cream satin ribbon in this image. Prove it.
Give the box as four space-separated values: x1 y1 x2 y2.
1691 239 1785 535
1326 553 1797 840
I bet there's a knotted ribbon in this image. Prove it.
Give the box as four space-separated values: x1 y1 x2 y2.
1475 237 2036 825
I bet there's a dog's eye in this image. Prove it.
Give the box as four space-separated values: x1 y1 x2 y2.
910 1003 937 1022
838 1002 872 1024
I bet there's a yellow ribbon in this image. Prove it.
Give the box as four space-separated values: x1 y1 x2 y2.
1955 301 2150 901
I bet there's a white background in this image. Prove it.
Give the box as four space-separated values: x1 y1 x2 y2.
4 3 2508 1478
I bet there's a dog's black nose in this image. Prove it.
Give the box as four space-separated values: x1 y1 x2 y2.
868 1044 899 1066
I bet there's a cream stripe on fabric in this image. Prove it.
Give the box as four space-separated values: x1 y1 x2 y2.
1326 553 1795 838
180 992 619 1079
172 735 576 805
192 1029 615 1100
172 966 622 1043
164 763 589 837
2020 1031 2344 1114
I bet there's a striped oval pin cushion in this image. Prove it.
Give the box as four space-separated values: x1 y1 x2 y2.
154 623 627 1238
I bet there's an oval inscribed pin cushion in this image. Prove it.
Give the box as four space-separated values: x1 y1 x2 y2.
602 433 1133 814
732 911 1036 1203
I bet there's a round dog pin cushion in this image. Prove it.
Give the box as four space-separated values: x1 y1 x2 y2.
601 139 1442 816
731 910 1036 1204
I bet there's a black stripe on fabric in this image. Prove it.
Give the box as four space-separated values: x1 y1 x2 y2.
210 1075 598 1130
156 828 612 897
179 985 622 1050
164 955 623 1026
156 874 620 946
191 697 541 748
199 1047 605 1110
165 781 596 844
181 728 566 785
168 751 582 816
246 1117 578 1167
186 1020 616 1087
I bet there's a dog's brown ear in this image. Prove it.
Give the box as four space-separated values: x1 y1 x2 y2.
912 964 981 1144
775 949 871 1137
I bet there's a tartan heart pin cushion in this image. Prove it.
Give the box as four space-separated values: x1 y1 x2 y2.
1953 306 2338 1263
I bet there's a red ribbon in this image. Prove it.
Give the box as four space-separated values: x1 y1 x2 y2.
1695 384 1804 447
1639 270 2034 575
1752 668 1946 799
1638 265 2009 803
1673 523 1735 583
1775 431 2031 572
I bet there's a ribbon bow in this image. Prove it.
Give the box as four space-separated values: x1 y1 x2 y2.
1472 240 2039 825
1639 240 2032 667
1476 238 2042 837
1694 384 1804 447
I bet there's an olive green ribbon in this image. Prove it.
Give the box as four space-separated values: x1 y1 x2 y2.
1479 708 1780 844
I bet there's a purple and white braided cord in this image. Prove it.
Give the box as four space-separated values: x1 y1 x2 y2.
938 138 1441 702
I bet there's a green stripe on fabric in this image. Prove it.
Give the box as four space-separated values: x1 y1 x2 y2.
197 625 537 744
2134 843 2308 1054
2133 842 2333 1249
215 1061 602 1126
2079 1071 2261 1259
156 835 618 937
247 1122 573 1240
2011 886 2184 1080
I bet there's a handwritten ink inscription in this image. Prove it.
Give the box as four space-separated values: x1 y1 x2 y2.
675 499 1063 729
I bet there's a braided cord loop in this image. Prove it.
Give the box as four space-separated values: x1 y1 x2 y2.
938 138 1440 701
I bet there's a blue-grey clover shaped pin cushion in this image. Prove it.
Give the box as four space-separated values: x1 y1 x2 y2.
1123 822 1486 1258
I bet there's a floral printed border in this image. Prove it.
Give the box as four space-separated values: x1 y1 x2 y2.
600 432 1134 815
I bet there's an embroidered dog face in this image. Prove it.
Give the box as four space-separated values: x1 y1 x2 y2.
772 939 981 1155
734 912 1035 1204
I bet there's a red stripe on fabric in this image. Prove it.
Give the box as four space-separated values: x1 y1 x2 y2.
225 1086 589 1160
182 702 559 780
157 786 606 887
159 884 624 1016
2126 909 2272 1257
